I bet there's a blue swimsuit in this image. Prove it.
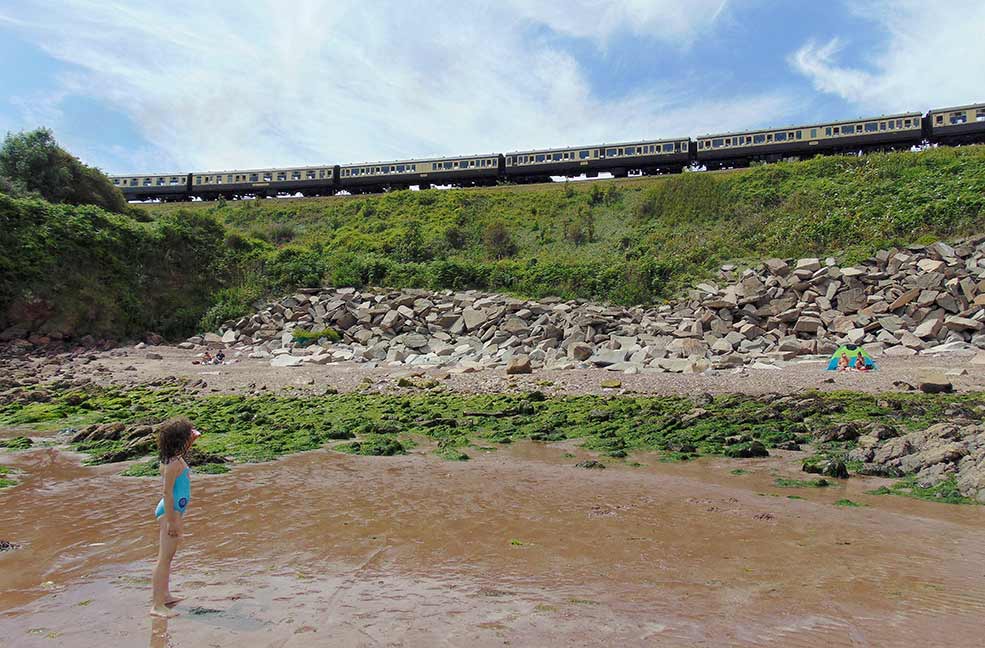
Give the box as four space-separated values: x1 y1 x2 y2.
155 465 191 518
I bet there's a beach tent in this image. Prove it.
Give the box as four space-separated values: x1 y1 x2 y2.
826 344 876 371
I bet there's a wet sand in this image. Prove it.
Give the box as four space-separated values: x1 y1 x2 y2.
2 436 985 647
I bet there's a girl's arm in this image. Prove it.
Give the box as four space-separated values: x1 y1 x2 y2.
161 460 181 533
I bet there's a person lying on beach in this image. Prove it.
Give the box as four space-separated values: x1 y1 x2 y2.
836 352 850 372
150 417 201 618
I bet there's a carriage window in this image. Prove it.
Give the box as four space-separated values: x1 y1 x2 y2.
880 122 887 130
195 177 201 185
753 134 765 143
950 112 967 124
796 130 803 140
711 138 724 148
977 109 985 122
662 143 674 152
775 132 787 142
605 148 617 156
143 178 151 186
249 174 257 181
552 153 562 161
156 178 164 185
935 115 944 125
864 122 878 132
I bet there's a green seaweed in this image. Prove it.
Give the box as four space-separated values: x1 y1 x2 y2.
2 384 984 506
867 476 977 505
774 477 830 488
120 460 160 477
0 436 33 450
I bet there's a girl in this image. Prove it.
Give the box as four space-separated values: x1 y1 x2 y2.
150 417 201 618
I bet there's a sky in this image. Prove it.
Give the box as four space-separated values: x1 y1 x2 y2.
0 0 982 175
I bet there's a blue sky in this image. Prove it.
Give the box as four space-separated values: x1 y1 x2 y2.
1 1 982 174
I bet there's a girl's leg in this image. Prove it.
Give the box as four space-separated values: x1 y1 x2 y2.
150 517 180 617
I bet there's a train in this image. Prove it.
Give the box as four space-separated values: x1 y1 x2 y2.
111 101 985 201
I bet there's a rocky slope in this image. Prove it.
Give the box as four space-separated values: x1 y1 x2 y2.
195 237 985 374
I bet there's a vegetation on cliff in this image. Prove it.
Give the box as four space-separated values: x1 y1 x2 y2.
2 144 984 339
0 128 127 214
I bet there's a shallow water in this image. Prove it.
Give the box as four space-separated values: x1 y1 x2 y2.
2 433 985 647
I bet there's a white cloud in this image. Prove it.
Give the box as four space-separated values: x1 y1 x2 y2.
505 0 730 46
790 0 985 112
4 0 791 174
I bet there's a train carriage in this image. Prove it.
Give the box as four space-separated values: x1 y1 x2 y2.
191 165 337 199
504 138 690 182
928 102 985 144
696 112 923 168
111 174 190 201
338 154 501 193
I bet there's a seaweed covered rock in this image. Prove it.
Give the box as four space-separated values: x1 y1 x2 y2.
803 456 849 479
0 436 33 450
575 460 605 469
724 440 768 458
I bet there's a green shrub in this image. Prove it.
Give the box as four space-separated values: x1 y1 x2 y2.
292 327 341 345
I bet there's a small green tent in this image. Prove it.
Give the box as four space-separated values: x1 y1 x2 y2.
827 344 876 370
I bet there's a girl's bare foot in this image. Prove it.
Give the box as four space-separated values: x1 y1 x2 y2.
149 604 180 618
164 594 184 606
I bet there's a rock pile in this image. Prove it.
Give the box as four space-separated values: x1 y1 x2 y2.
199 236 985 373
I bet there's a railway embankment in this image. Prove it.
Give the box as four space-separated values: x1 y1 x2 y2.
2 146 984 344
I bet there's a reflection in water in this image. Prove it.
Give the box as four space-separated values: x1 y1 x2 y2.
149 617 171 648
2 438 985 647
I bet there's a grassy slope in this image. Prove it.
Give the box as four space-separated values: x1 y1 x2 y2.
145 146 985 323
2 146 983 339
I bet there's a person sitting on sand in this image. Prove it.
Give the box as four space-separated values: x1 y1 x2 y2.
202 351 213 365
854 353 869 372
837 352 850 372
215 350 225 364
151 417 201 618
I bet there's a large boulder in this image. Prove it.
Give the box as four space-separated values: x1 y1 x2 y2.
506 355 532 375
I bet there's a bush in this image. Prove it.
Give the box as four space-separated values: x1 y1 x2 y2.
292 327 341 345
483 221 516 259
0 128 126 213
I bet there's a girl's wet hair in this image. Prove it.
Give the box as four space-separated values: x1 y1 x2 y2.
157 417 194 464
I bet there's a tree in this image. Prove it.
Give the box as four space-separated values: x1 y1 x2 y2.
0 128 127 213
